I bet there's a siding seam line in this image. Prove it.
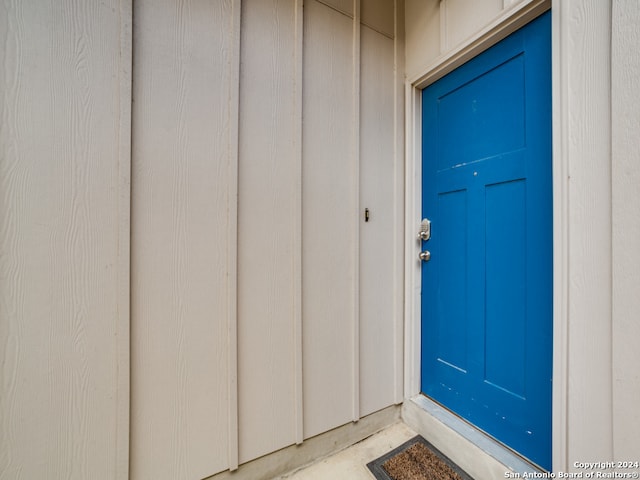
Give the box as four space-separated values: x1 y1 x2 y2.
313 0 354 19
294 0 304 446
227 0 242 471
352 0 361 423
118 0 133 478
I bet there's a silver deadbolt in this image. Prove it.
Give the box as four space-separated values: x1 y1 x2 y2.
419 250 431 262
418 218 431 241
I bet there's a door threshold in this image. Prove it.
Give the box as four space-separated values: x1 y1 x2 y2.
402 395 546 479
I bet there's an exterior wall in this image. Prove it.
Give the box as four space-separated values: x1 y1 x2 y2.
130 1 240 477
1 0 404 479
611 0 640 462
404 0 640 473
557 0 613 468
237 0 302 464
405 0 530 79
5 0 636 478
131 0 404 477
0 1 131 479
302 0 359 439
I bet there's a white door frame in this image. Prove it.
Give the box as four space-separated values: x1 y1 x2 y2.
402 0 569 471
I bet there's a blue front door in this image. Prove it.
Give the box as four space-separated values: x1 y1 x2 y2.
420 12 552 469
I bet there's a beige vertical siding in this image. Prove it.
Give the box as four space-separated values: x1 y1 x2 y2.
359 25 399 417
6 0 640 477
442 0 504 51
237 0 303 464
130 0 403 476
405 0 441 80
1 0 404 477
404 0 530 78
560 0 614 468
301 0 359 439
611 0 640 462
130 0 240 478
0 0 131 478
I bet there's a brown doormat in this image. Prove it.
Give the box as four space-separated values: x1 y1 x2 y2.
366 436 474 480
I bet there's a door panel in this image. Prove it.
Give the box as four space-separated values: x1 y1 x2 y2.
421 12 552 469
485 179 527 398
436 188 469 371
437 53 526 170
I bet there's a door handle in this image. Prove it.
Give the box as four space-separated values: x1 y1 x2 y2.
419 250 431 262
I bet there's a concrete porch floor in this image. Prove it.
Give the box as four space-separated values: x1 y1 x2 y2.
272 397 543 480
275 422 418 480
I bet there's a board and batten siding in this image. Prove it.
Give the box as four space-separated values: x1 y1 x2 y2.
130 0 404 478
237 0 302 464
1 0 402 477
610 0 640 463
302 0 405 441
404 0 542 79
130 0 240 478
302 0 359 439
0 0 131 478
359 15 405 416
